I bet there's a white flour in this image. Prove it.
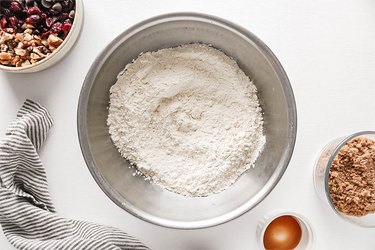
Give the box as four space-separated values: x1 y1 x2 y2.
108 44 265 197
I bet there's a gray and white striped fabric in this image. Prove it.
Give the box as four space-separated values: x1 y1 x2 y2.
0 100 150 250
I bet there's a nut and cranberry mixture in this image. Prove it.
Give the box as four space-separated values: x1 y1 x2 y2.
329 137 375 217
0 0 75 67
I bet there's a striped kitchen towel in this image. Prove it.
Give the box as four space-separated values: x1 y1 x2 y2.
0 100 150 250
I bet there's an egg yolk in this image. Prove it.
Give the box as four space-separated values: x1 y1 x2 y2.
263 215 302 250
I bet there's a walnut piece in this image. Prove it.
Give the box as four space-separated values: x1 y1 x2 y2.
0 30 59 67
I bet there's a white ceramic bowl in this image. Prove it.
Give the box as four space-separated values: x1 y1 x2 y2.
0 0 83 73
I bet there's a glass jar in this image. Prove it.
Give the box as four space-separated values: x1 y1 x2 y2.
313 131 375 227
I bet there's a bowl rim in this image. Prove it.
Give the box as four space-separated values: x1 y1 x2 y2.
0 0 83 72
77 12 298 229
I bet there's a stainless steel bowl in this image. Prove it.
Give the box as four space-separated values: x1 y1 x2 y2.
78 12 297 229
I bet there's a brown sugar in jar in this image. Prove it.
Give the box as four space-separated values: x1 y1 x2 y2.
328 137 375 217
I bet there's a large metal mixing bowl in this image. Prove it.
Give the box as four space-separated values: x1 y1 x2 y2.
78 13 297 229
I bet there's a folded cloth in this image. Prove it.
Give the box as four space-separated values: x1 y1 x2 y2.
0 100 150 250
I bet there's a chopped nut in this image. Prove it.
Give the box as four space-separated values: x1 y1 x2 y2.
0 52 11 61
23 33 33 42
11 55 21 65
15 48 27 57
21 60 31 67
0 60 10 65
7 40 17 49
15 33 24 42
30 53 41 60
41 39 48 47
34 36 42 46
4 28 14 34
32 47 46 58
24 28 33 34
47 34 63 47
0 44 8 52
25 24 34 29
49 46 57 52
0 32 14 44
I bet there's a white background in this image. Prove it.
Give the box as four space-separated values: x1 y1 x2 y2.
1 0 375 249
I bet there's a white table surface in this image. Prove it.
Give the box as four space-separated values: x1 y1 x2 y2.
1 0 375 249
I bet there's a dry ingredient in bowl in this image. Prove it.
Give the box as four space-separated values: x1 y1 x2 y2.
0 0 75 67
329 137 375 216
108 43 266 197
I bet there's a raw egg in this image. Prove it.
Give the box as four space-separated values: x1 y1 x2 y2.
263 215 302 250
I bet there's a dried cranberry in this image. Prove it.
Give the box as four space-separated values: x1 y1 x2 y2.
8 16 18 28
1 17 7 29
41 13 47 19
51 22 62 34
41 31 50 39
61 23 71 33
9 2 22 14
27 7 42 16
25 14 40 25
45 16 57 27
33 29 40 35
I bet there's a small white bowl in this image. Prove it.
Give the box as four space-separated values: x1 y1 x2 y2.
0 0 83 73
256 211 315 250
